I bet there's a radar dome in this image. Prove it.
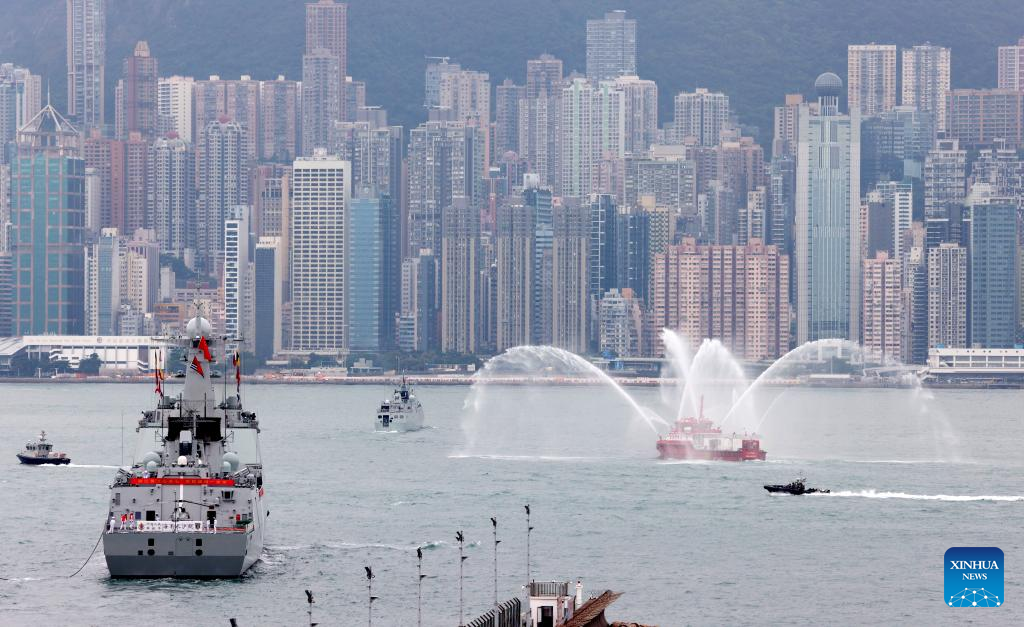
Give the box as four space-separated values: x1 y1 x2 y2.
176 455 188 466
185 316 214 338
814 72 843 97
223 452 240 472
141 451 161 466
145 460 158 472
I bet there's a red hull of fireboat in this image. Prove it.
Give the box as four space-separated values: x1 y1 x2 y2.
656 440 767 461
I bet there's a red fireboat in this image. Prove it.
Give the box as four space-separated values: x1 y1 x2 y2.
656 399 767 461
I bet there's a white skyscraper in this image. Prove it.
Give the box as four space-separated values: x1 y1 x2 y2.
847 44 897 116
157 75 194 142
224 205 251 350
560 77 625 199
796 73 862 343
66 0 106 129
289 152 350 353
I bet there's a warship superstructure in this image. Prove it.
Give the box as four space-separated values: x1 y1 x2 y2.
103 316 266 577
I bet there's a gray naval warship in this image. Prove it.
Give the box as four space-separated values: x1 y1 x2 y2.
103 315 266 577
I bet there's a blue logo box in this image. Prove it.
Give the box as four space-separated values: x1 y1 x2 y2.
945 547 1004 607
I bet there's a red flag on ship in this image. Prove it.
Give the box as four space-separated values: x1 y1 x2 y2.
189 357 205 377
197 336 212 362
154 350 163 396
233 351 241 393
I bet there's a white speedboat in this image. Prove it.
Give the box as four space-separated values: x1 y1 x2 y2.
375 379 425 432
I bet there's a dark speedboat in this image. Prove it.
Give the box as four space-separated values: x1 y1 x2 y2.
763 477 829 495
17 431 71 465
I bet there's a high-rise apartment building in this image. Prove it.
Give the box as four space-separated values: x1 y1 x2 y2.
116 41 158 140
250 163 290 239
397 251 437 353
901 44 951 131
997 36 1024 91
551 203 590 354
586 10 637 82
306 0 347 83
599 288 644 357
527 54 564 99
123 133 148 235
302 51 343 155
83 130 125 231
260 76 300 162
927 243 967 349
290 152 350 354
11 105 86 334
406 120 484 255
223 206 251 349
673 88 730 147
861 252 903 362
651 238 789 360
66 0 106 129
84 228 122 335
0 64 42 161
773 94 811 159
157 75 194 142
923 138 966 246
148 135 192 258
847 44 897 116
624 154 697 218
196 118 248 272
440 200 480 354
332 121 403 204
495 80 524 158
614 75 658 156
901 231 928 365
946 89 1024 149
495 203 535 350
193 76 260 165
795 73 862 343
560 78 625 199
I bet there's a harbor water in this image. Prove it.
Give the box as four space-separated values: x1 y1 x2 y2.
0 382 1021 625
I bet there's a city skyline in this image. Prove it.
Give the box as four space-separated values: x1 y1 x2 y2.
1 2 1024 371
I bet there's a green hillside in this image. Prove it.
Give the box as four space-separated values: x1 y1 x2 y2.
1 0 1021 141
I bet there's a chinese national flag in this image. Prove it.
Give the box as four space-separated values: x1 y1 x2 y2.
198 336 212 362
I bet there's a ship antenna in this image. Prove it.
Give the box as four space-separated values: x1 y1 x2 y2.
524 504 533 622
304 590 317 627
525 504 532 584
417 547 426 627
365 566 378 627
456 530 467 626
491 516 501 627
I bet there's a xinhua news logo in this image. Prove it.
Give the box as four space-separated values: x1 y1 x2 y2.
945 547 1003 607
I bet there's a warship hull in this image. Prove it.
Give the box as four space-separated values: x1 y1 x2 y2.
103 528 262 578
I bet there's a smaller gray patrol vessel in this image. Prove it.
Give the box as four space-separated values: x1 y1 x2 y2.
103 316 266 577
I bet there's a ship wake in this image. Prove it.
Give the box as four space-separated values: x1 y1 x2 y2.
818 490 1023 502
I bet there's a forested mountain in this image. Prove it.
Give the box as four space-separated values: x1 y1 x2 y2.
2 0 1022 138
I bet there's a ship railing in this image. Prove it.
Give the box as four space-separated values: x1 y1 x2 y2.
529 581 570 597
